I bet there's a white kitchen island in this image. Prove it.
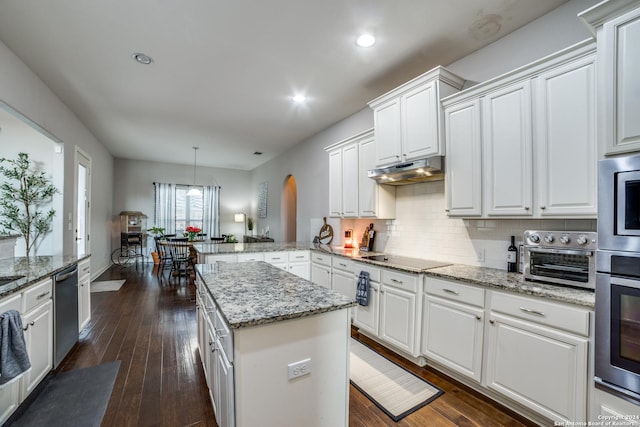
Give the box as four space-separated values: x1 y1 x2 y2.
195 261 355 427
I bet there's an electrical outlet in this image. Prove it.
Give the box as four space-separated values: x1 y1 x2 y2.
288 358 311 380
476 249 485 262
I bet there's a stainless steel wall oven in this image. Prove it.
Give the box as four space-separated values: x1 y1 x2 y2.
596 154 640 404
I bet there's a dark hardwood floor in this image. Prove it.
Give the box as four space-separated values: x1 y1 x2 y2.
61 264 538 427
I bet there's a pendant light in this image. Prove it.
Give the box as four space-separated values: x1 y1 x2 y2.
187 147 202 196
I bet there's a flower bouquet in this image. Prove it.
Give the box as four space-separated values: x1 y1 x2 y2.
185 225 202 241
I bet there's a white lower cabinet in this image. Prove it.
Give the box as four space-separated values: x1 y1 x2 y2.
0 278 54 425
214 338 234 427
21 299 53 397
352 262 381 336
379 270 419 356
422 277 484 382
78 258 91 332
311 252 331 289
486 291 589 423
264 251 310 280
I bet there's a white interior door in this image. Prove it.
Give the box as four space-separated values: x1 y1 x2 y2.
75 148 91 257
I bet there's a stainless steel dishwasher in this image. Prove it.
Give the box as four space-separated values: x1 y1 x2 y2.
54 263 79 368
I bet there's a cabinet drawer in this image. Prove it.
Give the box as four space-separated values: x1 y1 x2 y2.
490 291 590 336
23 279 52 313
311 252 331 267
353 262 381 283
206 254 237 263
264 251 288 263
288 251 310 263
425 277 485 308
214 309 233 362
332 257 354 272
78 259 91 279
0 293 22 314
381 269 418 293
237 253 264 262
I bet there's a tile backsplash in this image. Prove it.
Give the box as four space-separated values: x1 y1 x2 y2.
339 181 596 271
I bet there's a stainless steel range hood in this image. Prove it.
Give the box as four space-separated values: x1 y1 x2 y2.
367 156 444 185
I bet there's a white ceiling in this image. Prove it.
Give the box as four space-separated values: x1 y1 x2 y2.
0 0 568 170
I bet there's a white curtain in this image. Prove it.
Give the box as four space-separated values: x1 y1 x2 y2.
203 186 221 238
154 182 176 234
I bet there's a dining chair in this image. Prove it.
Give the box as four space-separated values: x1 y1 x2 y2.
168 240 193 282
156 240 173 279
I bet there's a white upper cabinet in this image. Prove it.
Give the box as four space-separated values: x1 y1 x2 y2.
358 134 396 218
369 66 465 167
328 142 358 218
327 129 395 219
444 99 482 216
535 54 597 216
482 80 533 216
442 40 597 218
580 1 640 156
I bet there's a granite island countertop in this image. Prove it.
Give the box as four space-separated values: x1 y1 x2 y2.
0 255 90 299
196 261 355 329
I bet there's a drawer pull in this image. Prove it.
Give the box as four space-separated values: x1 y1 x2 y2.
36 291 51 299
520 307 545 317
22 320 35 331
272 257 282 260
390 278 403 285
215 328 228 339
295 256 304 259
339 263 347 267
443 288 459 295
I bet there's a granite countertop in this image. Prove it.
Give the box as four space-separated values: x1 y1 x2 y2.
424 264 595 308
193 241 311 255
0 255 90 298
193 241 594 309
0 234 20 241
313 245 595 308
196 261 355 329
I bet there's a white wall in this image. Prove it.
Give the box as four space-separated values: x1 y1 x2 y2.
0 38 114 274
251 0 600 269
113 158 252 252
0 109 63 257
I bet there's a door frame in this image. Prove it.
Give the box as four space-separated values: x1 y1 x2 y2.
74 147 92 257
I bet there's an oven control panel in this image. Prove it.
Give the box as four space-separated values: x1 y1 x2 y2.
524 230 597 250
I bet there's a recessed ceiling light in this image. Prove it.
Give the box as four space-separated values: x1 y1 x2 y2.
132 52 154 65
292 94 306 103
356 33 375 48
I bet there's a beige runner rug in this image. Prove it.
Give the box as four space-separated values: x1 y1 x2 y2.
350 338 443 421
90 280 126 293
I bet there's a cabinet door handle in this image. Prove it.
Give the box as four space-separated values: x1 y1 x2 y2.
476 315 482 320
37 291 50 299
519 307 545 317
443 288 459 295
540 206 546 210
489 319 495 325
22 320 35 331
390 278 403 285
524 206 530 211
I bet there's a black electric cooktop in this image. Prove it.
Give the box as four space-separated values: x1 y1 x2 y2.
358 254 451 271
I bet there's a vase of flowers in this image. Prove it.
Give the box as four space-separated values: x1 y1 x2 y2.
185 225 201 241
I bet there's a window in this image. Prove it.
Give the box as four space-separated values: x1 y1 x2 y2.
175 185 203 233
154 182 220 237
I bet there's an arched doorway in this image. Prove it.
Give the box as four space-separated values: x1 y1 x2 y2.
282 175 297 242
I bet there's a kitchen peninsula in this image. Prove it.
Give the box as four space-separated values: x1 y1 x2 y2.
195 261 355 427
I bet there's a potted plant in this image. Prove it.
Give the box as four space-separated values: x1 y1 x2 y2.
147 226 166 264
0 152 58 257
247 217 254 235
